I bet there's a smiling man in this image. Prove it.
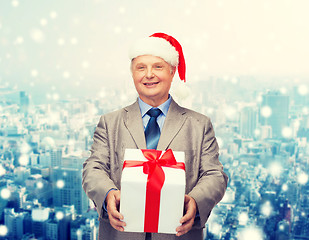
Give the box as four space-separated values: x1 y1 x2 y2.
82 33 228 240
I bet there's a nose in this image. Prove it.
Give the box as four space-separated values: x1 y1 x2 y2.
145 68 154 79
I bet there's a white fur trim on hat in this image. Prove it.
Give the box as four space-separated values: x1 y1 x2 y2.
129 37 179 66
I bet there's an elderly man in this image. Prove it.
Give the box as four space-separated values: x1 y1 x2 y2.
82 33 228 240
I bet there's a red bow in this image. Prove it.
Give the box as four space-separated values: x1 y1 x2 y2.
122 149 185 232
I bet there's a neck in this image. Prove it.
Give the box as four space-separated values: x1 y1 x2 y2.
140 96 169 107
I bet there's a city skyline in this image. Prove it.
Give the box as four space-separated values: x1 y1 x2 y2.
1 77 308 239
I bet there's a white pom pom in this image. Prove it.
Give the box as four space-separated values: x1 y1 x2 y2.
171 81 191 100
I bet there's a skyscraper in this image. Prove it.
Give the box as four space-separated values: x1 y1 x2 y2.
240 106 258 138
19 91 30 113
52 164 88 215
260 91 289 138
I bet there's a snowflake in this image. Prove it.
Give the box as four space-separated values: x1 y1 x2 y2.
281 184 288 191
1 188 11 199
261 106 272 118
56 180 65 189
19 154 29 166
231 77 238 84
261 201 273 217
269 162 282 177
254 128 261 136
20 141 31 154
30 29 44 43
119 7 126 14
0 225 8 237
224 105 237 120
12 0 19 7
40 19 48 26
56 211 64 220
52 93 59 101
82 61 89 69
208 222 221 235
36 182 44 189
282 127 292 138
238 226 263 240
58 38 65 46
279 87 287 94
298 84 308 96
63 71 70 78
14 36 24 44
238 212 249 225
0 165 5 176
71 38 78 45
114 26 122 34
50 11 58 19
297 172 308 185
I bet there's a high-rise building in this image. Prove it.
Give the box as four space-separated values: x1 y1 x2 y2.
46 219 58 240
70 217 97 240
50 148 62 168
19 91 30 113
4 208 25 239
52 163 88 214
31 208 49 238
240 106 258 138
260 91 289 138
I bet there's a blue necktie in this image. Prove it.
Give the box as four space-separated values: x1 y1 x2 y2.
145 108 162 149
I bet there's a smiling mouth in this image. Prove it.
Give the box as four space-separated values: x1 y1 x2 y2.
144 82 159 86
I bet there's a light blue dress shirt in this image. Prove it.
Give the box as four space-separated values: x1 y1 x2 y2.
138 95 172 131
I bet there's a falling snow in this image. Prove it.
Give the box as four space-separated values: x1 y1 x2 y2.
261 106 272 118
30 29 45 43
261 201 273 217
297 172 308 185
298 84 308 96
0 225 8 237
56 211 64 220
238 226 264 240
56 180 65 188
1 188 11 199
281 126 293 138
0 165 5 176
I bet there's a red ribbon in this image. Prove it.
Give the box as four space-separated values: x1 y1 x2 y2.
122 149 185 233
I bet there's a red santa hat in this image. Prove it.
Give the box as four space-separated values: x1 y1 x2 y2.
129 33 186 82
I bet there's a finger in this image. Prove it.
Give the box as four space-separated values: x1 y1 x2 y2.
180 209 194 224
109 207 124 220
176 218 194 236
180 206 195 224
109 215 126 231
107 191 124 220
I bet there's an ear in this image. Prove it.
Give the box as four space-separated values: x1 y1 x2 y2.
171 66 176 77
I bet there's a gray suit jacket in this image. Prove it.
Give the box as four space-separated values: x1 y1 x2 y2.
82 98 228 240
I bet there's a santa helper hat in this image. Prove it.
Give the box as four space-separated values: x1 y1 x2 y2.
129 33 186 82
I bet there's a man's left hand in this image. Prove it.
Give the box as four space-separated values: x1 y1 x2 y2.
176 194 197 237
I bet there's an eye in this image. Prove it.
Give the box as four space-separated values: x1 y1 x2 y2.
154 65 163 69
137 66 145 70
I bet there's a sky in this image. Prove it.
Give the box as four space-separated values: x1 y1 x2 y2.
0 0 309 102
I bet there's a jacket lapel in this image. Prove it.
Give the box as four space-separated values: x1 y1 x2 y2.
123 100 147 149
157 98 187 150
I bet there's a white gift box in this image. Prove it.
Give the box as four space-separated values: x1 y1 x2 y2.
120 149 186 234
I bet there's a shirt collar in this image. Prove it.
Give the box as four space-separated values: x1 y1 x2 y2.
138 95 172 117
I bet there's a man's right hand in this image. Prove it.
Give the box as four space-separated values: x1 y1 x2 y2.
106 190 126 231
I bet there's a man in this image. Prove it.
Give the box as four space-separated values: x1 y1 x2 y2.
82 33 228 240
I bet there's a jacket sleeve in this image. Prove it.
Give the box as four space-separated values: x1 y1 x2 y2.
82 115 118 218
188 118 228 227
